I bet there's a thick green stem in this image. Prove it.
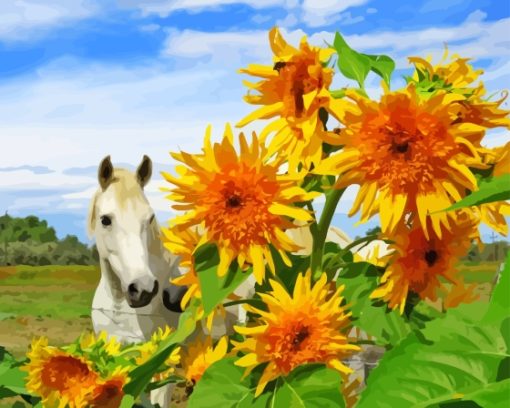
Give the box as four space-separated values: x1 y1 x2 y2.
310 187 345 278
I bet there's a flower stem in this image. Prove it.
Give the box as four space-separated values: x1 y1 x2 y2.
342 234 380 254
310 187 345 278
305 201 319 238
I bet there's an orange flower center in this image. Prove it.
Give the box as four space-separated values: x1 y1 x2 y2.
41 355 97 394
92 378 125 408
262 313 332 374
202 164 282 250
187 359 208 384
358 96 455 194
397 229 447 293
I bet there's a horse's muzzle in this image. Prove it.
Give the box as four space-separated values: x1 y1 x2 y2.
126 279 159 308
162 286 188 313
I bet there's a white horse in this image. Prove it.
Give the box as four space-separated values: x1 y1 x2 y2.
88 155 185 343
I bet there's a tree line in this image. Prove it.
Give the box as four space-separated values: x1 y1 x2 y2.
0 213 98 266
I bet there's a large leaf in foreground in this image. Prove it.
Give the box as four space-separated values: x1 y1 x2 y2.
441 174 510 212
337 262 411 346
195 244 252 315
189 358 345 408
357 258 510 408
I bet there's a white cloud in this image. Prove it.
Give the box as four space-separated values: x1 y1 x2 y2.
301 0 369 27
162 29 272 63
276 12 299 28
0 0 98 41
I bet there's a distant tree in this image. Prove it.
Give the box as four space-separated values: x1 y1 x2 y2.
0 215 97 266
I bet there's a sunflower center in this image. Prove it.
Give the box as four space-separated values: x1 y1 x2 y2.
40 356 95 392
387 128 412 155
226 194 243 208
424 249 438 267
291 326 310 350
273 61 286 72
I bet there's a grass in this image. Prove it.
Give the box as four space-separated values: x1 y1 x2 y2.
0 265 99 358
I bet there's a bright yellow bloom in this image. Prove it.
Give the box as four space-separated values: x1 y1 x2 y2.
162 225 201 309
233 271 359 396
371 213 478 313
478 201 510 236
409 53 510 129
90 367 129 408
314 84 486 239
237 27 346 169
24 337 99 408
179 336 228 386
79 331 121 356
473 142 510 236
135 326 181 367
409 53 483 91
162 124 317 283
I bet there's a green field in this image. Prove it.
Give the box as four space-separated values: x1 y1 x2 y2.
0 261 502 358
0 265 99 358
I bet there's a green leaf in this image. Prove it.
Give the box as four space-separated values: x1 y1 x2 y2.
458 378 510 408
333 32 371 88
357 303 509 408
330 89 346 99
441 174 510 212
123 303 198 398
366 54 396 86
188 357 270 408
0 347 28 398
484 252 510 324
337 262 412 346
275 364 345 408
189 358 344 408
195 243 252 315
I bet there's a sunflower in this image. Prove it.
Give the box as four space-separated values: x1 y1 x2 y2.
179 336 228 394
409 53 510 129
134 326 181 367
162 225 201 310
371 212 479 313
474 142 510 236
162 124 317 283
79 331 121 356
236 27 348 169
233 271 359 396
90 367 129 408
408 53 482 92
314 84 486 239
24 337 99 408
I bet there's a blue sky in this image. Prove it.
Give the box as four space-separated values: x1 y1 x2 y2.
0 0 508 243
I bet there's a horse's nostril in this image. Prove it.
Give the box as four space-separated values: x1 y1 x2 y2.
163 286 188 313
128 283 139 296
152 280 159 295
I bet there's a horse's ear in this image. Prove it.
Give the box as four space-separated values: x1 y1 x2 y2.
136 155 152 188
98 155 114 190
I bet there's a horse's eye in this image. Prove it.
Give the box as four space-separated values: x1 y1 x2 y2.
101 216 112 227
149 214 155 224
